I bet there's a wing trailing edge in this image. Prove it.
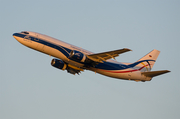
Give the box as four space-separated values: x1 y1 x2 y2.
87 48 132 63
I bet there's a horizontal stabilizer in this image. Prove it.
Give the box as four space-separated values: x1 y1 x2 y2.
142 70 170 78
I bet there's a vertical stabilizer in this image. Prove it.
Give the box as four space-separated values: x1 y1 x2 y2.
132 49 160 72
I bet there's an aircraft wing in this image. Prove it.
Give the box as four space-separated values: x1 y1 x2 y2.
87 48 131 63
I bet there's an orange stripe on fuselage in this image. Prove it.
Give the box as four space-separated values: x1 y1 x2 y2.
141 62 148 71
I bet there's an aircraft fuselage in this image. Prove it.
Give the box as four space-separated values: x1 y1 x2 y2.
13 31 169 82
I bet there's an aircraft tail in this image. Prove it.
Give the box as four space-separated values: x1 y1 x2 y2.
130 49 160 72
128 49 170 80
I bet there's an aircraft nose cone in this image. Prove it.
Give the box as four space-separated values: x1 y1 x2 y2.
13 33 18 37
13 33 21 42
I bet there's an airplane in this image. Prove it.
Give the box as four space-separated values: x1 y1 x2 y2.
13 31 170 82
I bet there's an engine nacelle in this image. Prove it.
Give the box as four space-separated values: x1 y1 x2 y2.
51 59 67 70
69 50 87 62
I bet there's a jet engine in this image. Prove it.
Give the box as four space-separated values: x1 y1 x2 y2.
69 50 87 62
51 59 67 70
51 58 81 75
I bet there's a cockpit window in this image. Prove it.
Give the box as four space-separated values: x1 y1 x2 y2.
21 31 29 34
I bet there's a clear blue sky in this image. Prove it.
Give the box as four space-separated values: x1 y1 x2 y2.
1 0 179 119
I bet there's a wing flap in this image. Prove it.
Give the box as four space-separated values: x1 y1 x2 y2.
142 70 170 78
87 48 131 63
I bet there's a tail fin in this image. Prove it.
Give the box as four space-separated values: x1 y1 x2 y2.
132 49 160 72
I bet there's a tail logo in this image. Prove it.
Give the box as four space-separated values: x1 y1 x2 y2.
141 62 149 71
149 55 152 58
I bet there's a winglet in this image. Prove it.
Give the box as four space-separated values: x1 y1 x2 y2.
141 70 170 78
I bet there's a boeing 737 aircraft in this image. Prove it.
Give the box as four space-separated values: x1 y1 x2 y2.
13 31 170 82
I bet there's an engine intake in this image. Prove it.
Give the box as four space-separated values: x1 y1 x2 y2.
51 59 67 70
